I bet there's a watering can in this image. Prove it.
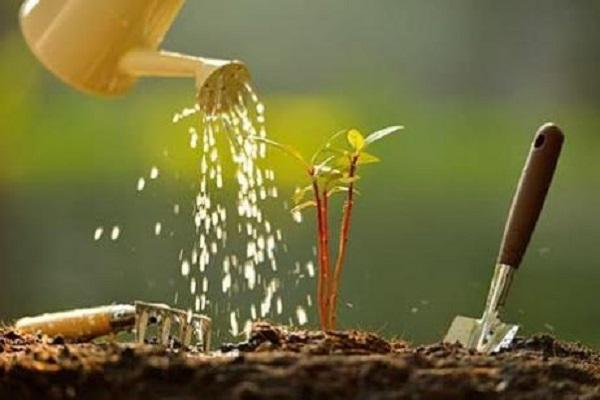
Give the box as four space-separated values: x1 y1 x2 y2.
19 0 250 112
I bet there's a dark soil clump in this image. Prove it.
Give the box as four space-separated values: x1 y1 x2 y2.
1 323 599 400
221 322 398 354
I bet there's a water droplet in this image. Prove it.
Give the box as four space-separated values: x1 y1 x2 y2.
110 226 121 241
181 260 190 277
230 312 239 336
292 211 302 223
136 177 145 192
150 166 159 179
244 262 256 290
200 294 207 310
154 222 162 236
256 103 265 114
243 320 253 338
222 273 232 293
93 227 104 241
296 307 308 326
190 130 199 149
306 261 315 277
544 323 555 332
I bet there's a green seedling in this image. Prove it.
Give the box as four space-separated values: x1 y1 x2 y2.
254 125 403 330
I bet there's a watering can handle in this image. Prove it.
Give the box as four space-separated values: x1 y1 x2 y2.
497 123 564 268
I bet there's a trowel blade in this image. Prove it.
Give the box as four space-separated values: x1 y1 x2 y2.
444 315 519 353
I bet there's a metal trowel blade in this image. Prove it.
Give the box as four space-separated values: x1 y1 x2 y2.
444 315 519 353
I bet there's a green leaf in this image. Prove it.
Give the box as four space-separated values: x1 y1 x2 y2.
321 147 347 155
333 155 351 169
290 200 317 214
315 155 336 171
364 125 404 146
310 129 347 164
249 136 309 168
337 175 360 185
347 129 365 151
328 186 361 197
357 152 380 165
314 161 343 179
293 185 313 205
327 186 349 197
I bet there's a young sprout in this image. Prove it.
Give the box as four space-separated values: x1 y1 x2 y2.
253 125 403 330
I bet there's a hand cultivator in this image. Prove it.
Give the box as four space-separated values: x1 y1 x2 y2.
14 301 211 352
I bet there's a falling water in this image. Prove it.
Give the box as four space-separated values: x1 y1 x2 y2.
171 84 310 340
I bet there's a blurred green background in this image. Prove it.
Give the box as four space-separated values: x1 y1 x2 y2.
1 1 600 346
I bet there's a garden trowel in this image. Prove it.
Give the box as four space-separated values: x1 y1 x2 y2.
444 123 564 353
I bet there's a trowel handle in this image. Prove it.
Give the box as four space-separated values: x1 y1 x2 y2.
497 123 564 268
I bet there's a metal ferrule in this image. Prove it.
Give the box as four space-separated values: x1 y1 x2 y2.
107 304 137 331
480 263 515 322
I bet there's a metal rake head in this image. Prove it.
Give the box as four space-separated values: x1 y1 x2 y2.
134 301 211 352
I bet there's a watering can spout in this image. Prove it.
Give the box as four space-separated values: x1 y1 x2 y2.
19 0 250 113
119 49 250 114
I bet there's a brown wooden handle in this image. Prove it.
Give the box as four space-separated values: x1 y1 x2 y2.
497 123 564 268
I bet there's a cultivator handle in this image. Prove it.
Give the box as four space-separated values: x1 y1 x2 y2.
497 123 564 268
14 305 136 341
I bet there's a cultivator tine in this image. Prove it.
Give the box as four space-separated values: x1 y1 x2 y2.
191 314 212 352
181 323 193 347
160 315 172 346
135 309 150 344
134 301 211 351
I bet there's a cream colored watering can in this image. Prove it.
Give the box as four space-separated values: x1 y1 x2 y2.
19 0 250 113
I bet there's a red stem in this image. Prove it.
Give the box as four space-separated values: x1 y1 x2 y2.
328 155 359 330
311 174 329 330
321 187 331 329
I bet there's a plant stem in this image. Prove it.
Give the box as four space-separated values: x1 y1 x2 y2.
311 175 329 330
328 155 359 330
321 187 331 329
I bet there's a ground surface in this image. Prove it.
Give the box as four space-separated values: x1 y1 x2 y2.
1 322 599 399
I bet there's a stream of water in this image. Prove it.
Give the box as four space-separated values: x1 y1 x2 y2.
169 84 312 340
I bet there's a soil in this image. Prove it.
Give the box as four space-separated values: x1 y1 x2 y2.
1 322 600 400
